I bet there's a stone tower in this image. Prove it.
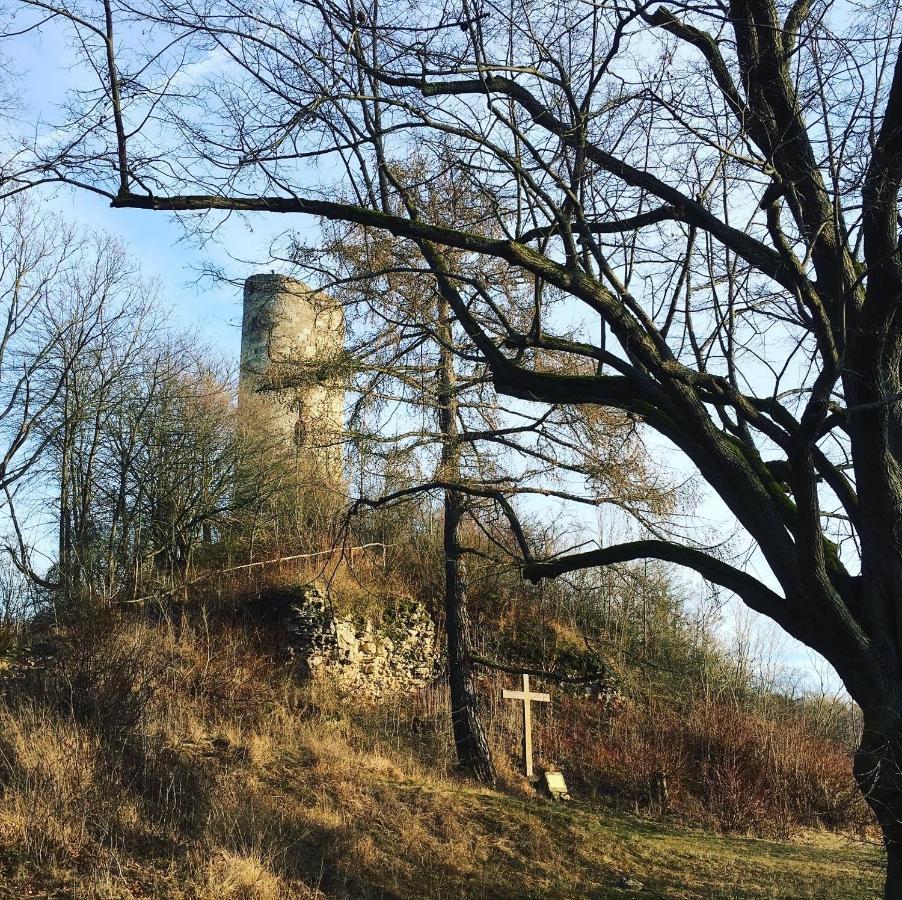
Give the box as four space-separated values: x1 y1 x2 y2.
239 274 345 483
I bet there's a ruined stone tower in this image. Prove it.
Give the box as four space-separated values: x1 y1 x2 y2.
239 274 345 484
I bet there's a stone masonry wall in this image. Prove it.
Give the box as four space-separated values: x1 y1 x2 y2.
283 584 439 700
239 274 345 483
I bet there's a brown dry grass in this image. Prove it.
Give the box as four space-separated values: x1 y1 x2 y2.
0 610 884 899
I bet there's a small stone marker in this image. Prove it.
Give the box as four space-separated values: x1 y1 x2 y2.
502 673 550 778
616 874 644 892
544 769 570 801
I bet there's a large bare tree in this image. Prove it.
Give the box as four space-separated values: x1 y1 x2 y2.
5 0 902 891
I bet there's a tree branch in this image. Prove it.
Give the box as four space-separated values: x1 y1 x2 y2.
523 539 788 622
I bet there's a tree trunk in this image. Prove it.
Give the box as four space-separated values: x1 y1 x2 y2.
437 289 496 785
888 844 902 900
58 378 78 604
444 485 496 785
856 713 902 899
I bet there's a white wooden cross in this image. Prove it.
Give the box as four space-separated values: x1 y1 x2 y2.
503 673 550 777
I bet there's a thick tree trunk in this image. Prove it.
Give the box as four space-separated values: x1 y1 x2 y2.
856 714 902 899
888 845 902 900
444 486 497 784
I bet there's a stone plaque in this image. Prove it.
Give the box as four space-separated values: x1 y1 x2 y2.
544 770 570 800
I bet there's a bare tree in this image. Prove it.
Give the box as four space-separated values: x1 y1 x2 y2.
43 240 160 599
323 189 674 783
49 334 285 603
0 197 123 524
0 212 279 604
123 351 279 590
5 0 902 891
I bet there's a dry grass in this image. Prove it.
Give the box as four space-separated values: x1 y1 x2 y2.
0 612 884 899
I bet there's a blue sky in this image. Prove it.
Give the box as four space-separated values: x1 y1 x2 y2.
7 6 314 359
51 191 291 359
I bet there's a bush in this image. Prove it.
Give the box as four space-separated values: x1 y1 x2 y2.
532 691 870 838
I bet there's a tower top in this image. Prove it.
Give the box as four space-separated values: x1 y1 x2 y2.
243 272 333 307
245 272 301 290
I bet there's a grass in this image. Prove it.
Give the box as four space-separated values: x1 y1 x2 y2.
0 715 883 899
267 769 882 900
0 613 884 899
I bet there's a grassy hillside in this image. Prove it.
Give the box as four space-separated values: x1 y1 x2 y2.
0 608 882 900
0 712 883 899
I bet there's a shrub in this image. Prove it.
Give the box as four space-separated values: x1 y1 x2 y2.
532 691 871 838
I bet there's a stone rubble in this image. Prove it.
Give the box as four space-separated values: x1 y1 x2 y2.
284 583 439 699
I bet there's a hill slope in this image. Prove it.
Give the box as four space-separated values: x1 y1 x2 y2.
0 608 882 899
0 697 882 899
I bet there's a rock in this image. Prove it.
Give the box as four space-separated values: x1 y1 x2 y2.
616 874 644 892
543 769 571 801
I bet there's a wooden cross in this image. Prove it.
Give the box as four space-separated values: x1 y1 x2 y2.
503 673 550 777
